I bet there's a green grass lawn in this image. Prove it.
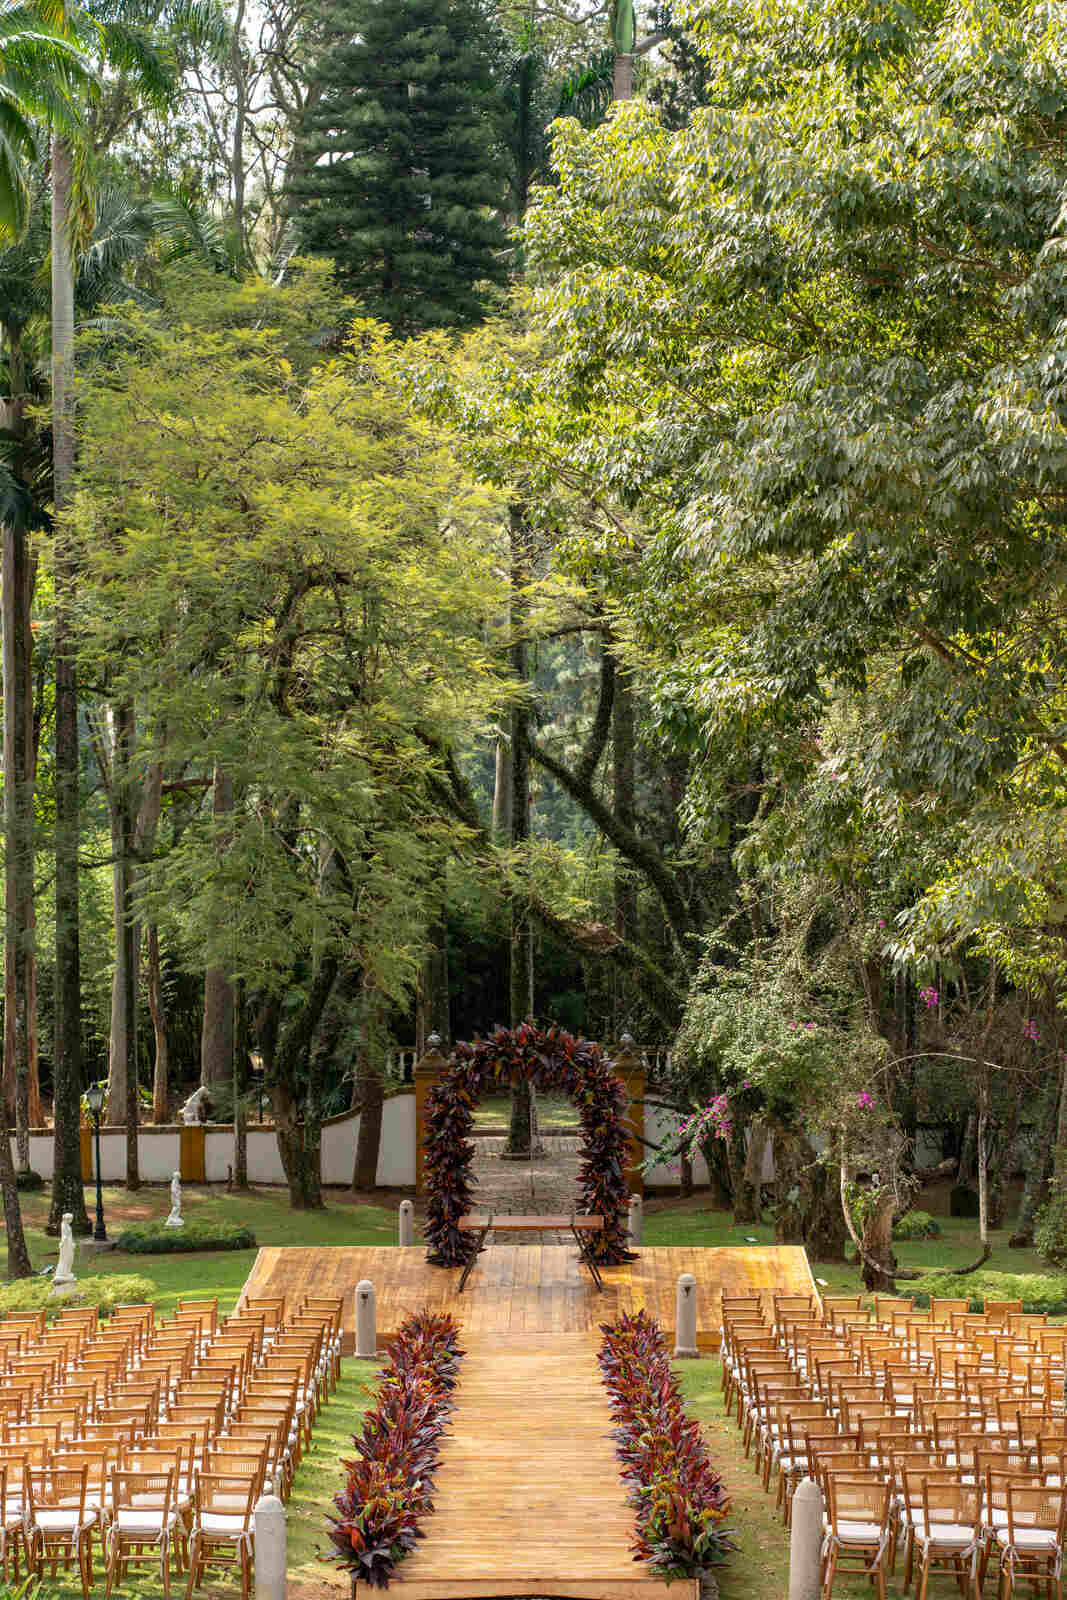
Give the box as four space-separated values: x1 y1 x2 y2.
472 1090 579 1128
13 1183 400 1316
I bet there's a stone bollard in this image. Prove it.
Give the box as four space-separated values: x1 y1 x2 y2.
627 1193 643 1246
355 1279 376 1358
788 1477 824 1600
254 1491 287 1600
398 1199 414 1247
674 1272 698 1358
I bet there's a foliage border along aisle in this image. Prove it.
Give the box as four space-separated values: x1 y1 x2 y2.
598 1310 736 1578
328 1309 463 1588
423 1022 635 1267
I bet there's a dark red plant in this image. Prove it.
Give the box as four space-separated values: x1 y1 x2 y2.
328 1309 463 1588
423 1022 635 1267
598 1310 736 1577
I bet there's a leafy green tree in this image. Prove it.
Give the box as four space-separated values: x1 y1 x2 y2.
73 262 508 1207
289 0 511 333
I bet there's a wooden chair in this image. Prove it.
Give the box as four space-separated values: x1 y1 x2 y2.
822 1476 892 1600
899 1468 982 1600
222 1420 291 1499
990 1480 1067 1600
183 1472 257 1600
26 1461 97 1600
984 1299 1023 1319
106 1467 178 1599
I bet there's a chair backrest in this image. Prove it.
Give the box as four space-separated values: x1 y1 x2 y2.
121 1446 189 1482
205 1447 267 1495
984 1299 1023 1318
929 1297 968 1325
921 1475 980 1533
110 1466 175 1520
827 1475 891 1536
1004 1481 1067 1548
194 1472 257 1526
29 1461 88 1516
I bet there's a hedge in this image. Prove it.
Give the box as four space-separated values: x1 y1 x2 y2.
893 1210 941 1241
0 1273 157 1318
116 1220 256 1254
598 1310 735 1578
328 1310 463 1585
908 1269 1067 1315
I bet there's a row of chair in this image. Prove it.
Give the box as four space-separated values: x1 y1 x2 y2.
0 1290 344 1599
720 1290 1067 1600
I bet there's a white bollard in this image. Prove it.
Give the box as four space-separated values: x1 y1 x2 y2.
788 1477 824 1600
355 1279 376 1358
398 1199 414 1247
254 1491 287 1600
674 1272 698 1358
628 1193 643 1246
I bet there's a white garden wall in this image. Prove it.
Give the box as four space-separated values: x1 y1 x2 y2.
11 1087 416 1189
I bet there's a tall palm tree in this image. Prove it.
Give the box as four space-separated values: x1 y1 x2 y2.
0 0 91 235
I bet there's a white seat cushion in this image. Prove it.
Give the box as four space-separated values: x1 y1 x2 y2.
200 1514 249 1537
114 1511 178 1537
835 1521 885 1544
34 1509 96 1534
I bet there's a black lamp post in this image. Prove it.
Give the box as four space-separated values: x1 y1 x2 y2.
250 1052 264 1123
85 1082 107 1241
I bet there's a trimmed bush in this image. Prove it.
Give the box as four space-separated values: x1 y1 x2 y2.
598 1310 736 1578
328 1309 463 1586
116 1221 255 1254
893 1210 940 1241
909 1269 1067 1315
0 1273 157 1318
1034 1188 1067 1265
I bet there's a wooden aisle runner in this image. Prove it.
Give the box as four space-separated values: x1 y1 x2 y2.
361 1330 698 1600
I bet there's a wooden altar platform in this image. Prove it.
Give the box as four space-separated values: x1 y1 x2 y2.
240 1241 818 1353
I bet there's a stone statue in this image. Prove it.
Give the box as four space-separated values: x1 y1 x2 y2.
165 1171 184 1228
179 1085 210 1125
52 1213 77 1291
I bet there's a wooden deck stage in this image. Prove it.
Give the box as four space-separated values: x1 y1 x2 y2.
243 1244 816 1600
241 1241 818 1352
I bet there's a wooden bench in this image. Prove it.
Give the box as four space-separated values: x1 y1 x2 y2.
456 1212 605 1292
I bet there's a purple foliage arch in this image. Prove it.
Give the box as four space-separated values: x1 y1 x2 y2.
423 1022 636 1268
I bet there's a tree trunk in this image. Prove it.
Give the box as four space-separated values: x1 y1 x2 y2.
270 952 337 1209
506 503 533 1154
3 497 35 1173
771 1121 847 1260
147 925 169 1122
201 767 235 1088
860 1188 897 1291
232 979 249 1190
48 134 90 1238
352 987 384 1191
612 664 637 1034
734 1116 768 1224
114 702 140 1188
1011 1071 1058 1246
492 738 512 840
0 1091 32 1276
1052 1046 1067 1191
612 52 633 98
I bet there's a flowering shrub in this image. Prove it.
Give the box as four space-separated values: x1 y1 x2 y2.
328 1310 463 1587
597 1310 736 1578
423 1023 634 1267
919 985 940 1009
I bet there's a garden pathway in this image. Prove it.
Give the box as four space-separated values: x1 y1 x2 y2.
360 1329 698 1600
469 1133 582 1240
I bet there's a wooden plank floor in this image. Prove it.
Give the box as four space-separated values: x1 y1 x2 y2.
357 1331 697 1600
240 1242 818 1352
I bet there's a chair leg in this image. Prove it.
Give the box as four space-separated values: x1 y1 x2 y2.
183 1536 199 1600
162 1538 172 1600
105 1531 120 1600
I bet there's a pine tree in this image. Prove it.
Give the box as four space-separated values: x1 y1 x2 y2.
290 0 511 333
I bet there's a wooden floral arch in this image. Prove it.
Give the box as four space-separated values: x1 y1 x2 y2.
423 1022 636 1267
